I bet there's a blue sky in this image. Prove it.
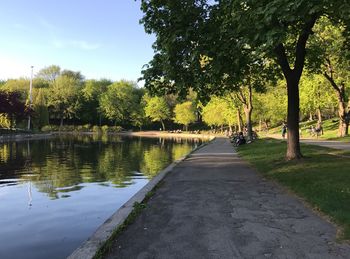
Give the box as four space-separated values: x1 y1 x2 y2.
0 0 155 84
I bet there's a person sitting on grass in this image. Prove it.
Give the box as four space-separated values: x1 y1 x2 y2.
236 132 246 146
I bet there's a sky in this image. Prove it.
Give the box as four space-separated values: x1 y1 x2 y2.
0 0 155 84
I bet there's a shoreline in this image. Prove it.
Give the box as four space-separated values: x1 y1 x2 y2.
67 136 214 259
0 131 214 143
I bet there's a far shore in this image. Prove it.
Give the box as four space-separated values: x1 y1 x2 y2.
116 130 214 139
0 130 215 143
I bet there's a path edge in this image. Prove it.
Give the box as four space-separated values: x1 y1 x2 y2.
67 137 215 259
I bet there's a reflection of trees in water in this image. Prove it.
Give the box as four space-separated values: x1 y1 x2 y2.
0 142 27 185
172 144 193 160
0 136 200 198
140 145 171 178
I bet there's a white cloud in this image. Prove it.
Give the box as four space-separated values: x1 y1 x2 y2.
38 17 100 51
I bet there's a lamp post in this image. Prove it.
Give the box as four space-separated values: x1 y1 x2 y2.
27 66 34 130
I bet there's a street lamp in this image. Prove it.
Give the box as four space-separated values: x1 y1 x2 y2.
27 66 34 130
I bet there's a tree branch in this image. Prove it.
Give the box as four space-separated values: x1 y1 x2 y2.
274 43 291 78
323 72 340 94
294 14 318 77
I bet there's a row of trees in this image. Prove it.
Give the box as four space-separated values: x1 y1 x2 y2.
138 0 350 160
0 66 199 131
0 65 342 135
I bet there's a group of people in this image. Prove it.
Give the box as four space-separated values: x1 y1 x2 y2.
281 121 324 139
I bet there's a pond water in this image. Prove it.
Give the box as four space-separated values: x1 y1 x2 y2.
0 135 202 259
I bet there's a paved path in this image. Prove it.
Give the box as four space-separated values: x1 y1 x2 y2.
105 138 350 259
301 139 350 151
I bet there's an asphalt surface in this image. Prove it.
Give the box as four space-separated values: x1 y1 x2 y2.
268 133 350 151
105 138 350 259
301 139 350 151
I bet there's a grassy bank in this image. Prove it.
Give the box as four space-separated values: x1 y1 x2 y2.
237 139 350 240
267 118 350 142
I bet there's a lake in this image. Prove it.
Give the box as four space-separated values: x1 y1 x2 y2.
0 134 202 259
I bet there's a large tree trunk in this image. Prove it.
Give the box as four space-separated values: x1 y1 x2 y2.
273 16 316 160
285 75 302 160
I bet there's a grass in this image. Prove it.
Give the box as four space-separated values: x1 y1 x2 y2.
268 118 350 142
237 138 350 240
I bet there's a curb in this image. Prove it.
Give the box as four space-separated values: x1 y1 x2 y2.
68 137 215 259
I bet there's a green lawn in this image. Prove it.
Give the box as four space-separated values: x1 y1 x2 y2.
268 118 350 142
237 139 350 240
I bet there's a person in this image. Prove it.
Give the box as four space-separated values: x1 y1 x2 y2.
236 132 246 146
315 121 323 136
282 123 287 139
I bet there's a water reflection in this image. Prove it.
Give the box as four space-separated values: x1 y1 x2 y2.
0 135 202 259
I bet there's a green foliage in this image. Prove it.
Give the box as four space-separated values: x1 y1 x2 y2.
174 101 196 130
299 74 337 117
0 114 11 128
33 88 49 129
101 125 123 133
92 125 102 133
36 65 61 83
144 95 171 130
47 74 81 125
99 81 140 125
202 96 236 127
253 82 287 126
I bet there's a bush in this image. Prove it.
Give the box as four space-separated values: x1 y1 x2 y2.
92 125 101 133
101 125 123 133
41 125 52 132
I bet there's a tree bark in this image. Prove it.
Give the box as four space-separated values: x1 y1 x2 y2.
285 75 302 159
323 73 349 137
309 112 313 121
237 109 242 132
237 85 253 140
160 120 165 131
273 15 316 160
316 108 322 123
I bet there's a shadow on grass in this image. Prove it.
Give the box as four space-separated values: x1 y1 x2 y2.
238 138 350 240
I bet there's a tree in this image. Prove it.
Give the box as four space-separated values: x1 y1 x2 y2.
202 96 232 131
0 91 30 128
299 74 337 122
144 95 170 130
33 88 49 129
80 79 112 125
309 17 350 136
139 0 350 160
47 74 81 126
174 101 196 131
99 80 139 125
36 65 61 83
254 82 287 128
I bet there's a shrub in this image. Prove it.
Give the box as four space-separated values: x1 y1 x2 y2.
92 125 101 133
100 125 123 133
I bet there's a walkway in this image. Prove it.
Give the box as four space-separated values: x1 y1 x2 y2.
105 138 350 259
268 133 350 151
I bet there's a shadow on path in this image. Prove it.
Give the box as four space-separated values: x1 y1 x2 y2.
105 138 350 259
